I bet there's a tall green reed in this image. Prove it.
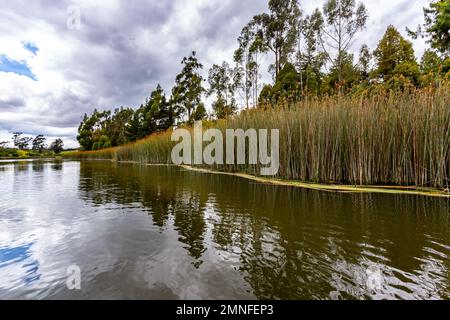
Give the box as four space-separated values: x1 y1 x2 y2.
67 85 450 189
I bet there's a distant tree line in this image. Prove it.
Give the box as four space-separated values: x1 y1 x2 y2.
0 133 64 157
77 0 449 151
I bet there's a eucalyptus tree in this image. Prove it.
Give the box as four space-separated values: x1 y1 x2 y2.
108 107 134 146
252 0 301 79
357 44 372 80
234 23 260 109
32 135 46 153
208 61 237 119
12 132 32 150
76 109 110 150
49 139 64 154
170 51 205 123
296 9 327 94
141 85 174 134
315 0 368 84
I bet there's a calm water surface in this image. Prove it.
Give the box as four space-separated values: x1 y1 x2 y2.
0 160 449 299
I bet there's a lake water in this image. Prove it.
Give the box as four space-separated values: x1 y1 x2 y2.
0 160 449 299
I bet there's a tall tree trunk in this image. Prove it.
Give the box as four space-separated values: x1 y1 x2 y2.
298 31 304 94
337 4 343 85
275 50 279 79
245 52 250 109
255 54 259 108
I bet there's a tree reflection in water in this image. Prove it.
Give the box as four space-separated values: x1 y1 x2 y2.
77 161 450 299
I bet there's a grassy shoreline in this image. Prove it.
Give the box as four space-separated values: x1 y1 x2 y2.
179 165 450 198
0 156 61 161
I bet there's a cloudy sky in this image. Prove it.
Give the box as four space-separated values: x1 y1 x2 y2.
0 0 428 148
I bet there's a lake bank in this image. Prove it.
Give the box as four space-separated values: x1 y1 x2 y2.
179 165 450 198
65 158 450 198
0 156 62 161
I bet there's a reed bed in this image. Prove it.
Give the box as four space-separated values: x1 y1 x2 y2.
67 130 174 163
67 85 450 189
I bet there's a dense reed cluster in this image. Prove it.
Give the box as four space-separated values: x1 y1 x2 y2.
68 85 450 189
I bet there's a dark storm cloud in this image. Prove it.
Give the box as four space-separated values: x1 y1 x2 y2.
0 0 269 147
57 1 266 108
0 97 26 110
0 0 273 147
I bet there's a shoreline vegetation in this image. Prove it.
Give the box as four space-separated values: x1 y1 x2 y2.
182 165 450 198
65 86 450 197
0 157 62 161
0 135 66 159
59 160 450 198
67 1 450 198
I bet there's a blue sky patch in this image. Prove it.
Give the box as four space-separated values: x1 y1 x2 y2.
23 42 39 55
0 54 37 80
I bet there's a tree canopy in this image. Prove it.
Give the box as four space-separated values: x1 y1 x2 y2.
373 25 419 84
171 51 205 123
408 0 450 55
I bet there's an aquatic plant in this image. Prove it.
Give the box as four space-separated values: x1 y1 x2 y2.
66 85 450 189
